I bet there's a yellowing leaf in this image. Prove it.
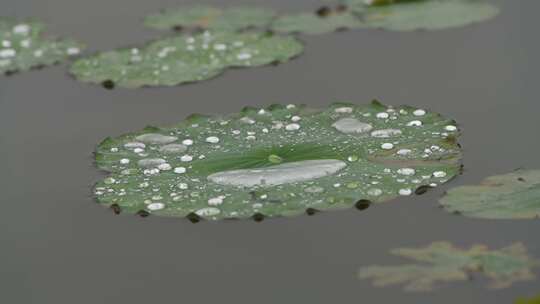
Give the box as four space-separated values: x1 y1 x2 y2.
359 242 539 292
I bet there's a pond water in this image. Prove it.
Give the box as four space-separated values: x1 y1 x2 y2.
0 0 538 303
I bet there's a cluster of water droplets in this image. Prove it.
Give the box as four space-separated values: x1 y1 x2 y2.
0 20 81 73
71 30 302 87
94 102 461 220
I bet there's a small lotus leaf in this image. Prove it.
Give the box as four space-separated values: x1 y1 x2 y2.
144 6 277 32
440 169 540 219
345 0 499 31
0 19 83 74
70 31 303 88
93 101 462 220
359 242 539 292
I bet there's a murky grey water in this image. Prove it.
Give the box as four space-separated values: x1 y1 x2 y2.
1 0 539 303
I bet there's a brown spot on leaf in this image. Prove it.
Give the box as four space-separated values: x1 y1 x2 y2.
316 6 332 17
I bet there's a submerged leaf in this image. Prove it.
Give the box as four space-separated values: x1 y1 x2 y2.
144 6 276 32
359 242 539 292
70 31 303 88
93 101 462 220
516 295 540 304
440 169 540 220
0 19 83 75
345 0 499 31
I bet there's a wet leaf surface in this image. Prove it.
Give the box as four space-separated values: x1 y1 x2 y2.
440 169 540 220
359 242 539 292
271 8 366 34
93 101 462 220
144 6 276 32
345 0 499 31
70 31 302 88
0 19 83 75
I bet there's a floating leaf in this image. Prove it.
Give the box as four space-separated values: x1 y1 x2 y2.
344 0 499 31
272 6 366 34
144 6 277 32
440 169 540 220
0 19 83 75
93 101 462 220
359 242 539 292
70 31 303 88
516 295 540 304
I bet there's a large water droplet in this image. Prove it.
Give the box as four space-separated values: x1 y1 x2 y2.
433 171 447 178
332 118 373 134
397 168 416 176
138 158 166 168
381 143 394 150
367 188 383 196
334 107 353 113
206 136 220 144
399 188 412 196
371 129 402 138
285 123 300 131
124 142 146 149
397 149 412 156
413 109 426 116
208 159 347 187
195 207 221 217
147 202 165 211
159 144 187 153
135 133 178 144
208 196 225 206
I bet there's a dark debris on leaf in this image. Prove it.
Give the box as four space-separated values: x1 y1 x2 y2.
187 212 201 223
252 213 265 222
136 210 150 218
306 208 320 216
355 199 372 211
110 204 121 214
415 185 432 195
102 80 115 90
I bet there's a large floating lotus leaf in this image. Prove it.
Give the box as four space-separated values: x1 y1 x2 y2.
344 0 499 31
359 242 539 292
144 6 277 32
440 169 540 220
93 101 462 220
271 9 366 35
516 295 540 304
0 19 83 74
70 31 303 88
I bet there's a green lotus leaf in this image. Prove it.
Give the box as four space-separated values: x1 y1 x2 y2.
516 295 540 304
271 8 366 35
440 169 540 220
0 19 84 75
359 242 539 292
93 101 462 221
144 6 276 32
70 31 303 88
344 0 499 31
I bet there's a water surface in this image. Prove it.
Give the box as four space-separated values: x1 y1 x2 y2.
0 0 539 303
